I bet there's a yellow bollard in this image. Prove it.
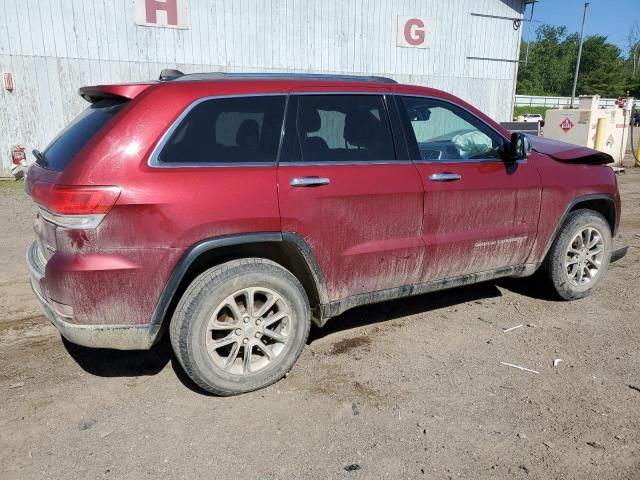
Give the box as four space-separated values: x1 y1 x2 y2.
594 117 607 151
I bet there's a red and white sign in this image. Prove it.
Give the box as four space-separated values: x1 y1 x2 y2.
397 16 431 49
3 72 14 91
135 0 190 29
559 117 574 133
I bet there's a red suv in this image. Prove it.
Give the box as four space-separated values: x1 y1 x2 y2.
26 71 625 395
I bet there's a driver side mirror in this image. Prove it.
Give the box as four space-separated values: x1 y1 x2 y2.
508 132 531 160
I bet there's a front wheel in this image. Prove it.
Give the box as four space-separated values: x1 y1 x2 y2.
170 258 310 395
545 209 612 300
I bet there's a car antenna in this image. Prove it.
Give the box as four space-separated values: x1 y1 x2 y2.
159 69 184 81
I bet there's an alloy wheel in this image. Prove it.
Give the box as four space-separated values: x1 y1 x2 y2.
564 227 605 286
205 287 291 375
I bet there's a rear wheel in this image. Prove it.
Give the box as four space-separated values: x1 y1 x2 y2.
170 258 310 395
545 209 611 300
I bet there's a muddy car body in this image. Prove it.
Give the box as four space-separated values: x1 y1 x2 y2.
26 72 624 394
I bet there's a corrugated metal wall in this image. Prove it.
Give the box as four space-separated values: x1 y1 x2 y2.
0 0 525 176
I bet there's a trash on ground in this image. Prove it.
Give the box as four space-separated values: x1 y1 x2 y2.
344 464 361 472
7 382 24 389
503 324 523 333
628 384 640 393
586 441 605 450
78 419 97 431
553 359 563 368
500 362 539 374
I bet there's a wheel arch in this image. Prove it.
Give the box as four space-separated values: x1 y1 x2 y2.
149 233 329 336
568 195 617 235
540 193 617 264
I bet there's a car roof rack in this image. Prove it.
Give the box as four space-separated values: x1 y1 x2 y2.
158 70 397 84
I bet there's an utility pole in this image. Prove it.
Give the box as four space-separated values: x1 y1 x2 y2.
570 2 589 108
524 1 536 65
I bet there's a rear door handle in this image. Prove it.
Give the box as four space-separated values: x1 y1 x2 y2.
429 173 462 182
289 177 331 187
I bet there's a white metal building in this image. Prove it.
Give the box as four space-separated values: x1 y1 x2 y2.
0 0 533 177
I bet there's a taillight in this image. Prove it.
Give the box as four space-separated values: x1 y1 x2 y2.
30 182 121 229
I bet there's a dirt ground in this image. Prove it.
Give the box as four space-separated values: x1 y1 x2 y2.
1 164 639 480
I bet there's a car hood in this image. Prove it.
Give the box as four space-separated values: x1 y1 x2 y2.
529 136 613 165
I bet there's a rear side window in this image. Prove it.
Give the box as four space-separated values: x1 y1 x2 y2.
282 94 396 163
41 99 127 171
158 96 286 164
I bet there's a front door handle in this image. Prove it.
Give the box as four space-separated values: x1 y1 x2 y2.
429 173 462 182
289 177 331 187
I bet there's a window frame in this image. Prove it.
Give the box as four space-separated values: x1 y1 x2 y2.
148 91 509 168
148 93 288 168
394 95 511 164
279 92 408 165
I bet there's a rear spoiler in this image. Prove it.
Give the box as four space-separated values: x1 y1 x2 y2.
529 136 613 165
78 83 154 103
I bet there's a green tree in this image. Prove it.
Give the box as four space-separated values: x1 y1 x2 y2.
517 24 634 98
517 25 577 96
624 22 640 97
578 36 628 97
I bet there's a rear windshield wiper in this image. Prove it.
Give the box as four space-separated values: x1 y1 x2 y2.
32 149 48 167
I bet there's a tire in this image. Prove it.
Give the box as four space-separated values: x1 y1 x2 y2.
170 258 310 395
544 209 612 300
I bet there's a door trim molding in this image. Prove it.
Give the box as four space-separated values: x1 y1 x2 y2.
319 263 537 321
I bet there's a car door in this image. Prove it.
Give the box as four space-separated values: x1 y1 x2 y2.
277 90 425 302
396 95 542 282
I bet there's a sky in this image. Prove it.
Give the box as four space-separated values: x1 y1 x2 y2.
523 0 640 55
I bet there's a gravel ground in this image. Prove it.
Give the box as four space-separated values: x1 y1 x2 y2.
0 167 639 480
0 181 40 323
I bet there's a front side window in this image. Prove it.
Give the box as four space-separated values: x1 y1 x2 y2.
400 96 505 162
158 95 286 164
290 95 396 162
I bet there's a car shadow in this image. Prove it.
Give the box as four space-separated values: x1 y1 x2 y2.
63 335 216 395
63 334 173 378
495 272 558 301
63 280 507 395
309 281 504 342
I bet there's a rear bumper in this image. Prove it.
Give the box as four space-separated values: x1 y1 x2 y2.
27 242 159 350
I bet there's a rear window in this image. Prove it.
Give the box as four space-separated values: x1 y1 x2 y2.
40 99 127 171
157 95 286 165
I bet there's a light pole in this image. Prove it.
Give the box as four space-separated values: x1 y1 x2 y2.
570 2 590 108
